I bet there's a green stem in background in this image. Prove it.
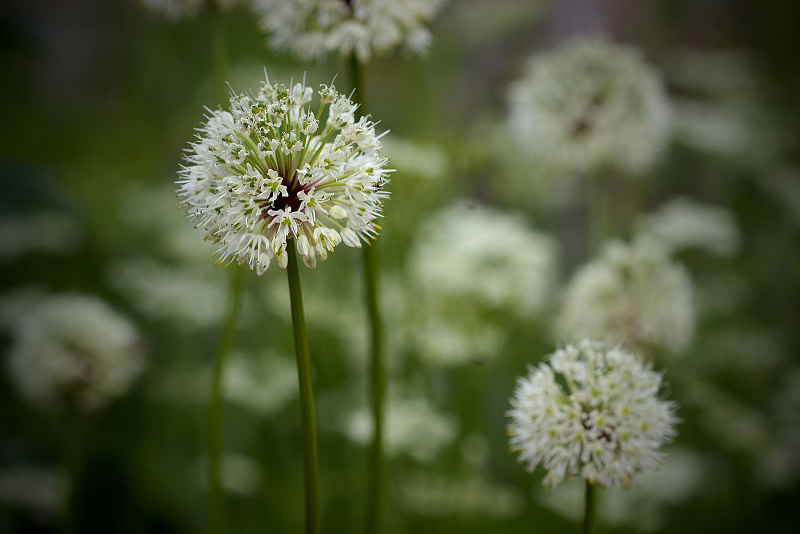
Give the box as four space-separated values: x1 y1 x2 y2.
582 481 596 534
287 244 321 534
61 407 87 534
211 8 229 105
588 170 611 257
351 54 387 534
208 266 242 534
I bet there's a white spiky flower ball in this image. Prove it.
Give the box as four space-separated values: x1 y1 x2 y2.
508 37 670 175
252 0 446 62
558 238 695 355
508 340 679 489
177 75 390 273
7 294 145 413
140 0 243 21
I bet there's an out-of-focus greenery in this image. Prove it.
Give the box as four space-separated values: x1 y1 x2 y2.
1 1 799 533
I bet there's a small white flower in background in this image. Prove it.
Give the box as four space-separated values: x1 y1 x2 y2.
0 212 81 261
252 0 446 62
140 0 243 21
411 202 558 316
177 75 390 273
341 398 458 463
508 37 670 175
635 197 740 257
558 238 695 355
507 340 679 489
7 294 145 413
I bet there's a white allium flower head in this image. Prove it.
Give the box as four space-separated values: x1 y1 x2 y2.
635 197 740 257
508 37 670 174
140 0 243 21
411 202 558 315
177 75 390 273
558 238 695 355
7 294 145 413
507 340 679 489
252 0 446 62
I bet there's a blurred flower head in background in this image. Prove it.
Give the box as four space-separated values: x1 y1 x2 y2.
410 201 558 316
178 76 390 272
253 0 446 61
7 294 145 413
558 237 695 355
508 37 670 175
508 340 679 489
635 197 740 257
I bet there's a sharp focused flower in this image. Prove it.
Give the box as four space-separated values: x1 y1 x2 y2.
507 340 679 489
7 294 145 413
558 238 695 355
508 37 670 174
252 0 446 62
177 76 390 273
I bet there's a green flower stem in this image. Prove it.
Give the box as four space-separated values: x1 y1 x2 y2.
588 171 611 257
211 8 229 105
208 266 242 534
582 481 596 534
61 407 87 534
287 244 321 534
350 53 387 534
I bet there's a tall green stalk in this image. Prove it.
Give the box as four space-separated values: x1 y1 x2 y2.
208 266 242 534
582 481 596 534
588 171 611 257
350 54 387 534
207 12 238 534
287 244 321 534
61 407 86 534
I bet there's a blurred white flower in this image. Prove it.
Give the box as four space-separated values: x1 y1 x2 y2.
380 136 449 181
411 202 558 315
636 197 740 257
140 0 243 21
409 309 505 367
508 37 670 174
7 294 145 413
0 212 81 261
178 76 390 273
400 471 524 518
508 340 679 489
341 398 458 463
0 465 66 518
558 238 695 355
252 0 446 62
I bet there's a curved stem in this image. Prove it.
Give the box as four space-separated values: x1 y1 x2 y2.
287 244 321 534
582 481 596 534
208 265 242 534
351 53 387 534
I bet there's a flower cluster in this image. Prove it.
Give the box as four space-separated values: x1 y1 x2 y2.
507 340 679 489
508 37 670 174
558 238 695 355
7 294 145 413
252 0 446 62
177 76 390 273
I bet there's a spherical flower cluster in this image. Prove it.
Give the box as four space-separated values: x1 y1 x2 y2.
411 202 557 315
140 0 243 21
7 294 145 413
252 0 446 62
508 37 670 174
177 76 390 273
507 340 679 489
558 238 695 355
